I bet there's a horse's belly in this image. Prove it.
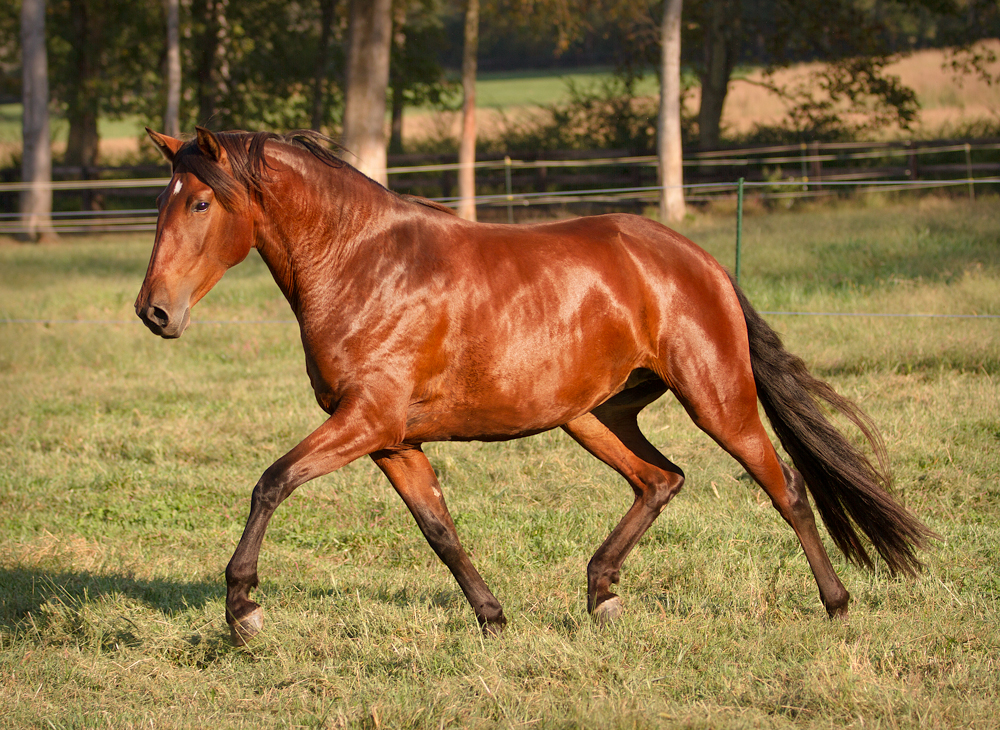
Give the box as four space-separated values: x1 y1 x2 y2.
403 353 639 443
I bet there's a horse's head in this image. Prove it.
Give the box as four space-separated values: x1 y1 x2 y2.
136 127 255 338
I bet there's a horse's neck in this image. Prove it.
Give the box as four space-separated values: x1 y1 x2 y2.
252 160 396 316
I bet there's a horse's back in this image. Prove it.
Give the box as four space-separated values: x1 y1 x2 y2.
458 213 740 338
484 213 726 284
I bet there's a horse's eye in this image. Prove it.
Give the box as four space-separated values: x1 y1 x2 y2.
194 201 210 213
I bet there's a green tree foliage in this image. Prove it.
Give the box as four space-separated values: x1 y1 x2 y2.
469 0 995 146
0 2 22 101
46 0 161 165
185 0 346 131
936 1 1000 88
1 0 999 162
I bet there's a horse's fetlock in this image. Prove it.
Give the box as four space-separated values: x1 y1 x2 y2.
824 587 850 618
478 600 506 625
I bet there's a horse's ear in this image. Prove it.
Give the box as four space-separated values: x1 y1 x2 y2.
195 126 226 165
146 128 183 164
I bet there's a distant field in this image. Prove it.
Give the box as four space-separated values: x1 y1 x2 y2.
713 41 1000 138
1 197 998 728
407 44 1000 146
473 67 661 109
0 103 148 166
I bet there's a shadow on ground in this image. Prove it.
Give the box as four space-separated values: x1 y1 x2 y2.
0 566 222 631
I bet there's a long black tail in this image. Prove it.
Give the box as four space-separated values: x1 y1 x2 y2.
728 274 935 576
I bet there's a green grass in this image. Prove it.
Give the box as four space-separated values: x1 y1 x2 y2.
0 103 147 147
472 67 661 109
1 196 999 728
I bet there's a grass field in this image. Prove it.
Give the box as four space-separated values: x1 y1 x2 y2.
473 68 661 109
1 196 999 728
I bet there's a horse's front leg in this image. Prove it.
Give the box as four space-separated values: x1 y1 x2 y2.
371 445 507 635
225 401 398 645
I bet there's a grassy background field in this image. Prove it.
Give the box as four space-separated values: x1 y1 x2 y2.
1 196 999 728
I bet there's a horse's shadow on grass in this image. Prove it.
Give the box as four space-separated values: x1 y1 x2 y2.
0 566 223 632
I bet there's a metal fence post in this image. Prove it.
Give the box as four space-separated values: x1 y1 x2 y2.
799 142 808 191
965 143 975 201
504 155 514 224
735 177 744 285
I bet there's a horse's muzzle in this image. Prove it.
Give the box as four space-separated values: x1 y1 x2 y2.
136 300 190 339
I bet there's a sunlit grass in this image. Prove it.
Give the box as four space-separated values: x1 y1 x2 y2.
472 67 661 109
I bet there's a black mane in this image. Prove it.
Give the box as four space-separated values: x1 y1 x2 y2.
172 130 345 211
172 129 455 216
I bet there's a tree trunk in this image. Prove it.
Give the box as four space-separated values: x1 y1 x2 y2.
658 0 685 223
457 0 479 221
311 0 337 132
388 0 407 154
20 0 57 242
343 0 392 186
697 0 736 151
389 86 405 155
65 0 101 172
164 0 181 137
196 0 230 125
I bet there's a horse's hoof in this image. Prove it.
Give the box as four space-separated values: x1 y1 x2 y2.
828 605 849 620
229 606 264 646
592 596 624 625
482 621 505 638
826 593 850 620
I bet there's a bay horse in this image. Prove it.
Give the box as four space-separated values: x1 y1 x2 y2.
137 128 933 645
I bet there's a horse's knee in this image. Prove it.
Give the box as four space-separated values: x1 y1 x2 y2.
255 464 295 509
642 467 684 512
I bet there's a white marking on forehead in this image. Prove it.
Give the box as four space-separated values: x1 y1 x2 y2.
172 179 183 197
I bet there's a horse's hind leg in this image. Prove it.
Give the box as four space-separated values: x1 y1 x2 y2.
671 372 851 617
371 445 507 635
562 385 684 622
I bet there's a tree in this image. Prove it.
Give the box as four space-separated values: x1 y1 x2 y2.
164 0 181 137
457 0 478 221
183 0 346 132
62 0 103 170
311 0 338 131
690 0 926 145
658 0 685 223
934 0 1000 89
695 0 737 150
342 0 392 184
388 0 451 154
192 0 231 125
20 0 57 242
45 0 162 169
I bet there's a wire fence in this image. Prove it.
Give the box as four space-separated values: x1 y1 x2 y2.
1 137 998 235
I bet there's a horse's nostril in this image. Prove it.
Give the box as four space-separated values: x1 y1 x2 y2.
148 305 170 327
